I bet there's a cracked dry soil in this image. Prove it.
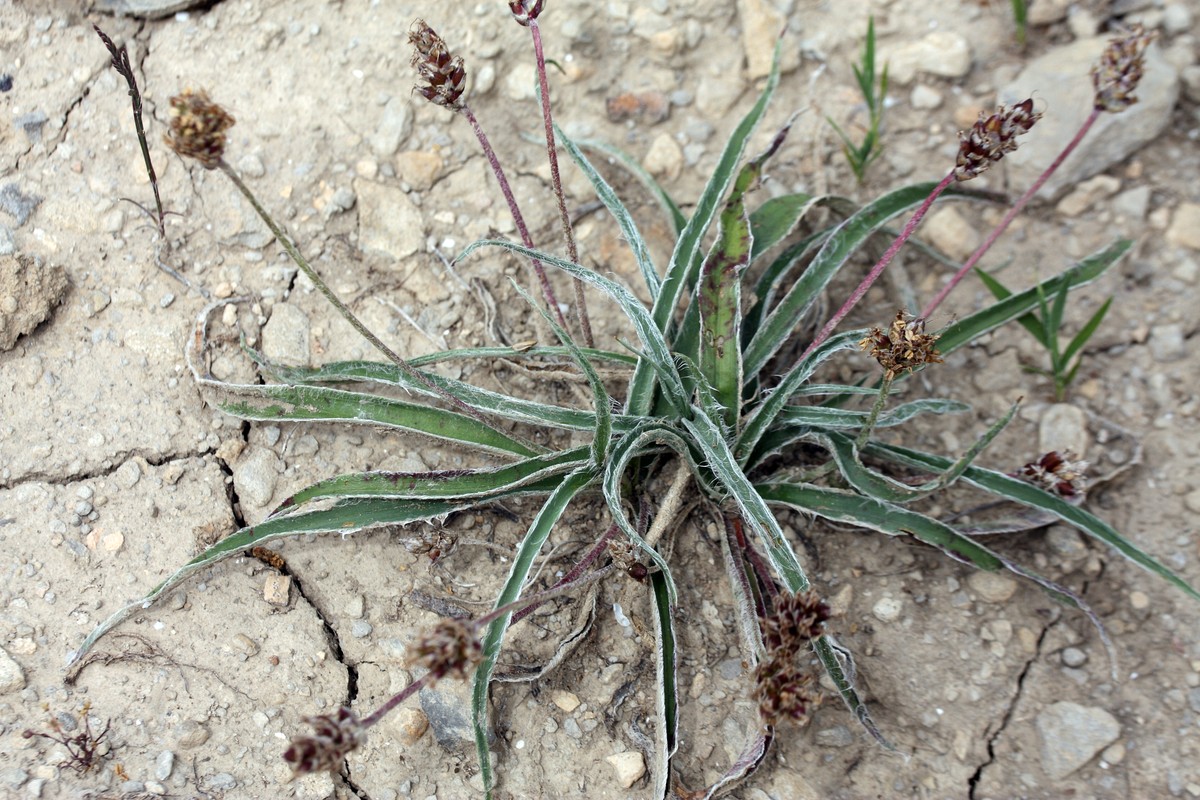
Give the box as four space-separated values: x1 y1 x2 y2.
2 1 1200 798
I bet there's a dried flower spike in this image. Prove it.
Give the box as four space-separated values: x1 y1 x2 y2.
1019 450 1089 500
509 0 546 25
754 656 822 727
954 98 1041 181
859 311 944 379
407 618 483 683
1093 24 1154 112
759 590 831 653
409 20 467 109
163 89 234 170
283 707 365 778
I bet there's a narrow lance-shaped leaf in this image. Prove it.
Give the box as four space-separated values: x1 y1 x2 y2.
472 469 595 796
649 571 678 798
576 137 687 236
627 35 785 416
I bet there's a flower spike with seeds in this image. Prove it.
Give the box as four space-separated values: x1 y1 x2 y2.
282 707 366 779
1093 24 1153 112
859 311 944 380
408 20 468 110
164 89 235 170
509 0 546 26
407 618 484 683
753 590 830 728
953 98 1041 182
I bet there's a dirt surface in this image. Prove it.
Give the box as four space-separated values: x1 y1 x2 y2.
2 1 1200 798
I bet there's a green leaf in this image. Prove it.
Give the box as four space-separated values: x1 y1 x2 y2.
813 635 893 749
745 182 982 375
211 381 540 458
557 123 660 300
472 469 595 795
684 413 811 593
864 442 1200 603
649 571 678 796
937 239 1132 356
628 35 785 415
273 448 590 511
776 398 969 429
1061 296 1112 368
975 267 1049 346
67 495 472 678
458 239 691 416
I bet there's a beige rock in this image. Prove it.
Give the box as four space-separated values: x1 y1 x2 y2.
643 133 683 181
887 32 972 85
356 179 425 261
263 574 291 606
967 571 1018 603
0 254 68 351
737 0 800 79
924 206 980 262
1166 203 1200 250
550 689 581 713
394 707 429 745
0 646 25 694
605 751 646 789
395 150 444 192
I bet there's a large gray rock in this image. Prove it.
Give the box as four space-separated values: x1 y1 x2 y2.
1036 701 1121 779
998 38 1178 200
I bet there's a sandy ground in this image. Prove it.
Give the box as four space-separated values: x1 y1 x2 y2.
2 0 1200 798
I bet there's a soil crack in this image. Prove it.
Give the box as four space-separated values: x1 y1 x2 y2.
1 446 217 491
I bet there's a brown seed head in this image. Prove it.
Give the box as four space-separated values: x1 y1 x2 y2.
409 20 468 109
859 311 944 379
759 590 831 653
282 707 365 778
1092 24 1154 112
407 618 483 683
754 653 821 728
1019 450 1089 501
509 0 546 25
954 98 1041 181
164 89 235 170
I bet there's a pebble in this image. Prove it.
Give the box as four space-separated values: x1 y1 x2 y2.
1000 39 1177 199
1183 65 1200 104
394 708 429 746
737 0 799 79
886 32 972 85
26 779 44 798
174 720 210 749
355 178 425 261
872 596 903 623
1166 203 1200 250
967 571 1018 604
0 646 25 694
1183 489 1200 515
261 303 311 368
1046 526 1088 560
815 725 854 747
1112 185 1151 221
370 96 413 158
923 206 980 261
550 689 581 713
263 574 291 605
910 84 943 110
1036 701 1120 779
394 150 444 191
1039 403 1089 459
562 716 582 739
605 751 646 789
113 460 142 489
0 255 68 351
504 62 537 100
206 773 237 790
1061 647 1088 667
351 620 373 638
1163 3 1193 35
144 781 166 795
419 681 477 750
1129 590 1150 610
1056 175 1120 217
642 133 683 180
233 445 281 509
155 750 175 781
1148 323 1185 363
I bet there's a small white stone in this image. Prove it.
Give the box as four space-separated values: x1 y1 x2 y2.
1167 203 1200 250
872 596 903 623
0 646 26 694
910 84 943 110
550 690 581 713
967 571 1018 604
605 751 646 789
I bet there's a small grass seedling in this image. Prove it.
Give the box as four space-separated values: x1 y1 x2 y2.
827 16 888 184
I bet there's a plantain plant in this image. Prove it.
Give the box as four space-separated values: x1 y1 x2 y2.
69 14 1191 799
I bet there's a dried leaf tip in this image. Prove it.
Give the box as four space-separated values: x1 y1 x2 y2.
283 707 365 778
509 0 546 25
859 311 944 379
1093 24 1154 113
164 89 235 170
406 618 483 684
954 98 1041 182
409 20 468 109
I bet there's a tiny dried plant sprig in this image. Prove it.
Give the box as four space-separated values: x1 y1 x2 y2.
920 24 1154 320
22 701 112 776
409 19 568 334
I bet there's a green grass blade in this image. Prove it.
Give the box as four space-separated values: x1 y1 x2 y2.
975 267 1049 345
744 182 980 375
557 123 660 300
937 239 1132 356
273 447 590 511
757 482 1004 571
777 398 969 429
628 35 785 415
1061 296 1112 367
472 469 594 796
67 495 470 676
576 137 686 236
458 238 690 415
650 570 678 796
209 381 540 457
863 442 1200 603
813 634 893 749
684 413 811 593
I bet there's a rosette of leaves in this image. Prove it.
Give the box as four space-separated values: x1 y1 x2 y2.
71 40 1197 799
